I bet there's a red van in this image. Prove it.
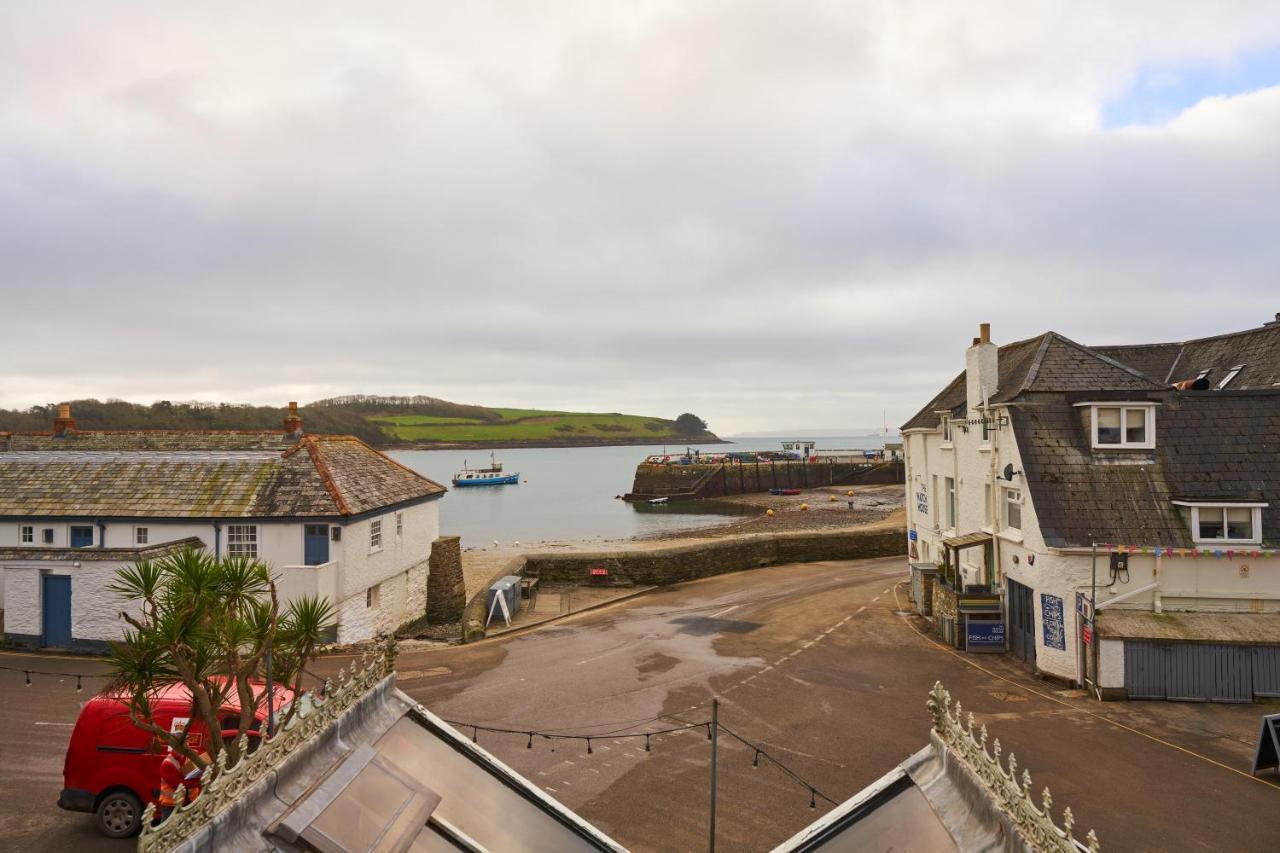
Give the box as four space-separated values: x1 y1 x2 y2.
58 681 294 838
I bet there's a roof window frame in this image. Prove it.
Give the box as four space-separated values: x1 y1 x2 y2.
1215 364 1245 390
1075 402 1157 450
1172 501 1265 546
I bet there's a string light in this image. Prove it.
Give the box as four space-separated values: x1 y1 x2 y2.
442 712 839 815
1 664 109 688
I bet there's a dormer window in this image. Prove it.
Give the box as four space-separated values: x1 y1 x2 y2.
1174 502 1265 545
1081 403 1155 450
1215 365 1244 390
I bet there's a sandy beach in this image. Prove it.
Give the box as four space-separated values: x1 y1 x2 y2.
457 483 905 597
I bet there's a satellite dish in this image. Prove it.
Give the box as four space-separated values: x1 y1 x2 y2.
1002 463 1016 481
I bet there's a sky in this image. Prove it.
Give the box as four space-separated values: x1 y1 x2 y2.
2 2 1279 435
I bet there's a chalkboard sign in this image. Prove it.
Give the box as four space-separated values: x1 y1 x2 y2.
966 621 1006 651
1041 593 1066 651
1252 713 1280 776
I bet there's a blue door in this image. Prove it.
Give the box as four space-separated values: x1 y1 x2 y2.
42 575 72 648
304 525 330 566
69 525 94 548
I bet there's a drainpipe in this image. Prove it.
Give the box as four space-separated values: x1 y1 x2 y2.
97 520 107 548
1152 554 1163 613
213 521 222 557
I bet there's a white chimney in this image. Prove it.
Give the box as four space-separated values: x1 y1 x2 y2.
966 323 998 414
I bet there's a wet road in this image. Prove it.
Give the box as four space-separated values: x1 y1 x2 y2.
6 556 1278 851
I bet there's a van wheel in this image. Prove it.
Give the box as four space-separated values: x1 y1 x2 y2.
96 790 142 838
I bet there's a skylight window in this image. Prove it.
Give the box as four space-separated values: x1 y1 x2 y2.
1215 365 1244 389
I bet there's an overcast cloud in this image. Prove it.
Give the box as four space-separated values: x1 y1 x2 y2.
2 2 1278 433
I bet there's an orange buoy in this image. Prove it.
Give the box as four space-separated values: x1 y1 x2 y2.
766 508 775 517
846 489 854 497
799 503 809 511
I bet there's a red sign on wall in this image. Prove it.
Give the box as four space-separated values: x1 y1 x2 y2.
590 568 608 577
1082 626 1093 645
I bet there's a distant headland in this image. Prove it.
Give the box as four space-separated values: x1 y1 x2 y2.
0 395 720 451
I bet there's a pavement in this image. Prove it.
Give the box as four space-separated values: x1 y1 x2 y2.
4 556 1279 851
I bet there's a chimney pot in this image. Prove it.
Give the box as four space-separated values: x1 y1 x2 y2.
979 323 991 344
973 337 981 346
53 403 76 437
283 401 304 436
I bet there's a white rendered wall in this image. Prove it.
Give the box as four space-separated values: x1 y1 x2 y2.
1098 639 1125 690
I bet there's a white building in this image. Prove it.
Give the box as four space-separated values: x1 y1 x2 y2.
0 404 446 651
903 321 1280 701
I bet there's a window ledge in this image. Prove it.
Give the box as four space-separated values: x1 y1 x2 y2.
978 444 992 453
369 546 384 555
1192 540 1261 547
940 443 954 451
996 530 1024 544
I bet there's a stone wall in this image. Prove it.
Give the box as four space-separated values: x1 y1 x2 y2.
426 536 466 624
462 527 907 641
628 460 904 499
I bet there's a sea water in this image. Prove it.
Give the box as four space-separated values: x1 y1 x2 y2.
390 436 888 547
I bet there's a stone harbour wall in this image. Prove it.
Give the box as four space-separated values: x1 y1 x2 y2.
463 526 906 641
426 536 466 624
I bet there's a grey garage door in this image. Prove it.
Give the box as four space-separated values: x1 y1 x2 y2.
1255 646 1280 698
1124 642 1168 699
1126 642 1270 702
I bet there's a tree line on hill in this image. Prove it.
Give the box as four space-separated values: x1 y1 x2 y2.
0 397 712 446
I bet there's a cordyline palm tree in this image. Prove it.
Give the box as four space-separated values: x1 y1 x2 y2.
106 547 335 774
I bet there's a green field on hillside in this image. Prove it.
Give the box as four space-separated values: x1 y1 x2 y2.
371 409 705 443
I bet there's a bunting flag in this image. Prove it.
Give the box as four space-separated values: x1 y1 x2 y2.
1096 544 1275 559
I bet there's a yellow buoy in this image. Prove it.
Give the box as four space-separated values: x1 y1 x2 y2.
846 489 854 497
800 503 809 511
829 495 838 502
766 508 775 517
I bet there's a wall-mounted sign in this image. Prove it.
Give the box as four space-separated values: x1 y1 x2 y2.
966 621 1006 650
1082 625 1093 645
1041 593 1066 651
915 490 929 515
909 529 918 541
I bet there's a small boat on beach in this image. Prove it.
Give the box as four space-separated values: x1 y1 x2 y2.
452 453 520 487
648 497 669 505
770 488 802 496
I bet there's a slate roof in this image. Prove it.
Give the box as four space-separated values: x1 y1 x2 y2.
0 433 445 519
1010 391 1280 547
900 332 1161 430
0 430 293 452
906 319 1280 548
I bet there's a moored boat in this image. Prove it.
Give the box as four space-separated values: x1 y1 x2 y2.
452 453 521 487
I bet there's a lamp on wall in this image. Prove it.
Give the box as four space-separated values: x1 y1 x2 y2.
1002 464 1022 481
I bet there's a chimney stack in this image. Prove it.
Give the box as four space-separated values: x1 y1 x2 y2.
52 403 75 437
283 401 303 437
966 323 999 415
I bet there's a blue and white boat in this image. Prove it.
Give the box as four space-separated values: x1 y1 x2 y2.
452 453 521 487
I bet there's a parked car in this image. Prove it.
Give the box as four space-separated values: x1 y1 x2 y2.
59 680 294 838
